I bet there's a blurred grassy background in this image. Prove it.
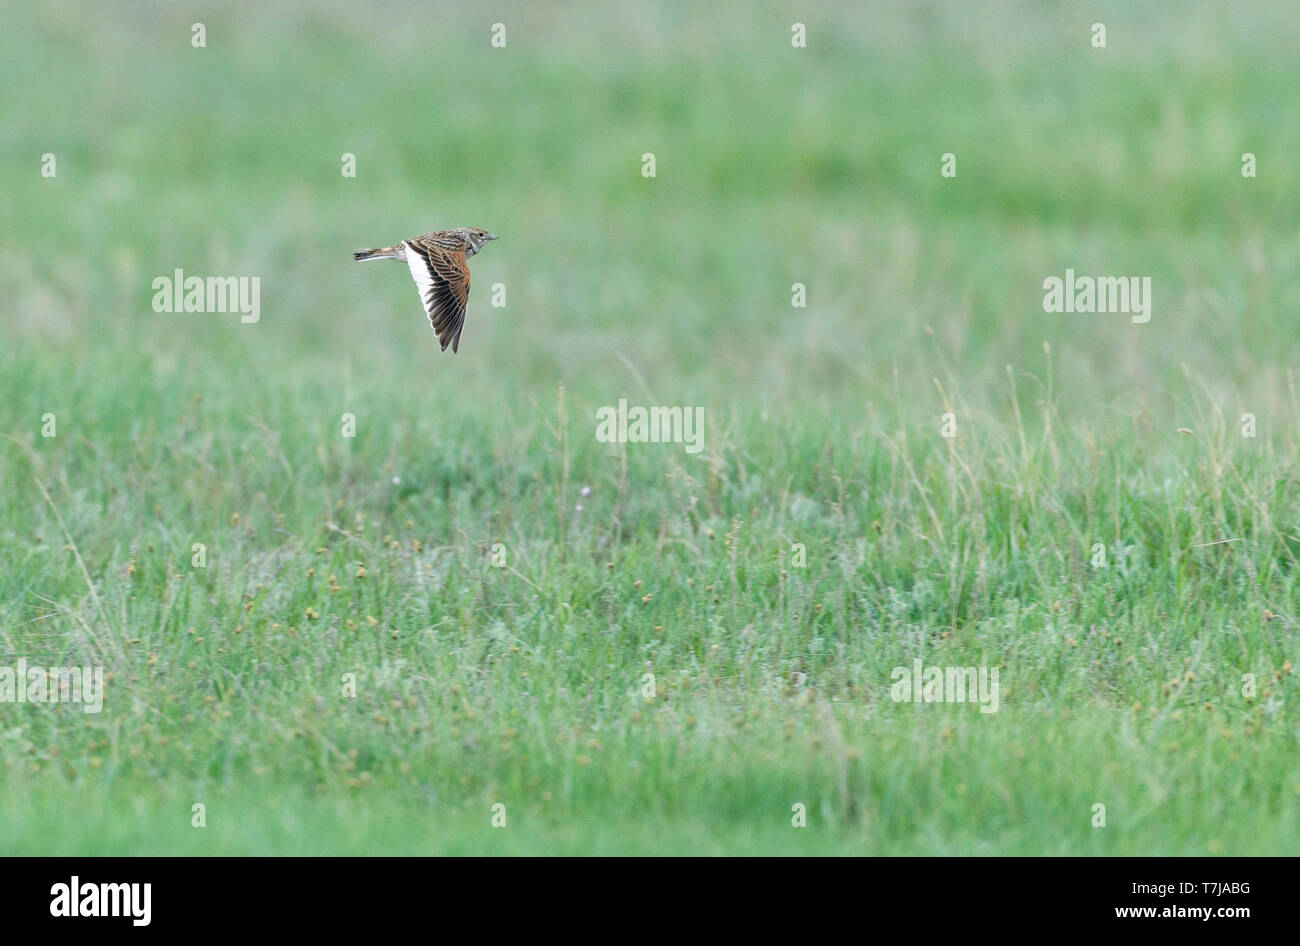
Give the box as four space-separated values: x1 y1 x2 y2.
2 0 1299 854
5 0 1298 407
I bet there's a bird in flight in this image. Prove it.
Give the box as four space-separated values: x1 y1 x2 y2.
353 227 499 352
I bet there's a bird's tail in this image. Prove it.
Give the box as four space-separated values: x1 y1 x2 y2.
353 244 402 261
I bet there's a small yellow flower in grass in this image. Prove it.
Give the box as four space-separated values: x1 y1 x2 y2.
653 625 662 634
126 561 136 577
307 567 316 578
357 565 367 579
232 513 240 525
271 623 281 631
687 578 694 587
305 607 318 620
633 580 643 589
367 616 378 627
707 528 715 540
641 594 652 604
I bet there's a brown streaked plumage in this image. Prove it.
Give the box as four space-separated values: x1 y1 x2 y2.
353 227 498 352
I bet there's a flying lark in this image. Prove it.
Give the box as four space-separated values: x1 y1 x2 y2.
353 227 499 352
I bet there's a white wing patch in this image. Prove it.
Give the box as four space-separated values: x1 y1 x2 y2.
403 241 437 323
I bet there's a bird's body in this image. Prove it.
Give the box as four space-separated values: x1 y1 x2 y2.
353 227 498 352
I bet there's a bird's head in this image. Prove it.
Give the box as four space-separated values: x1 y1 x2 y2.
459 227 499 256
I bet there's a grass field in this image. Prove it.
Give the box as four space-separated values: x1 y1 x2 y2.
2 1 1299 855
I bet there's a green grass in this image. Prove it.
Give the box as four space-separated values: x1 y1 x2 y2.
1 0 1298 854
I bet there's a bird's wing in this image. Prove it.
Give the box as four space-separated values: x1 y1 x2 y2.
404 240 471 352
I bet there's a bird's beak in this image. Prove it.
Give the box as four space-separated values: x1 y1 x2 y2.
486 233 499 241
